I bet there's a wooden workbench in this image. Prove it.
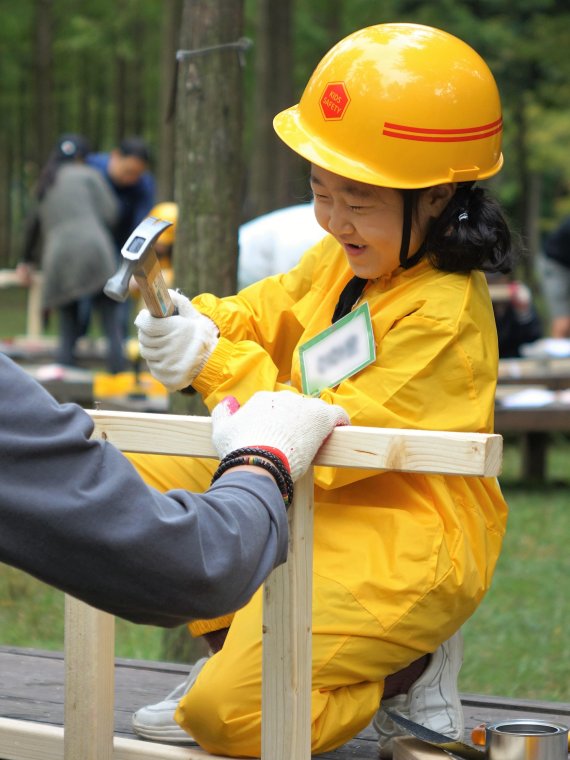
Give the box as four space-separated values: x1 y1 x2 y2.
1 646 569 760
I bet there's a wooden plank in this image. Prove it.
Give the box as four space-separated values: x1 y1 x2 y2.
495 404 570 433
0 269 43 337
262 470 314 760
499 357 570 382
0 269 25 288
0 718 235 760
393 737 449 760
88 410 502 477
26 272 43 337
64 597 115 760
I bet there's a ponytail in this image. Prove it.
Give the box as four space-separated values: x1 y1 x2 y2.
421 184 515 274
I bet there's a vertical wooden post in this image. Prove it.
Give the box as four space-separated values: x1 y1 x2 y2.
261 469 314 760
27 272 43 337
64 596 115 760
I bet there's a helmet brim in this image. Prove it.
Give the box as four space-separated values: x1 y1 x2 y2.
274 105 504 189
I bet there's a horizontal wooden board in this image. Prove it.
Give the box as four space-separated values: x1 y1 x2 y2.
88 410 502 477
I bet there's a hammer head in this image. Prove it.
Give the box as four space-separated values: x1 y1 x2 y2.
104 216 173 303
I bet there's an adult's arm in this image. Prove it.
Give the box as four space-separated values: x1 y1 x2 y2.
0 353 288 627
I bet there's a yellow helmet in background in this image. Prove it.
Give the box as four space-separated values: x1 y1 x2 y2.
273 23 503 189
149 202 178 246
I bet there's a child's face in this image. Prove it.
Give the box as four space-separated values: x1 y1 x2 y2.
310 165 448 280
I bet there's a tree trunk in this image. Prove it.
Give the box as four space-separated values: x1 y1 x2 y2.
246 0 302 220
156 0 183 201
513 97 535 282
0 130 10 265
115 54 128 142
163 0 246 663
173 0 244 299
34 0 55 165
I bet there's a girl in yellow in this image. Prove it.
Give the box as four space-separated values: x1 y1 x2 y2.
132 23 512 758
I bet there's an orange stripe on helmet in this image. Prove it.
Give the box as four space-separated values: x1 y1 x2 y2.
383 117 502 142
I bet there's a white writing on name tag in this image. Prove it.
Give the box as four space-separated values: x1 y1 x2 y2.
299 303 376 395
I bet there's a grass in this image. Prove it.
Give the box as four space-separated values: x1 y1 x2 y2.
461 483 570 700
0 288 35 338
1 289 570 701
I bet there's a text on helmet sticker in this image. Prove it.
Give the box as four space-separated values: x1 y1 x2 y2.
320 82 351 120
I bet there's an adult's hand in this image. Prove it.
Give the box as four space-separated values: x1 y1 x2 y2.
211 391 350 480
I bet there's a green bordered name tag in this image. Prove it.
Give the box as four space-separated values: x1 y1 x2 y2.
299 302 376 396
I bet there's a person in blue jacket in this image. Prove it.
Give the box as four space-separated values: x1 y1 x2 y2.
86 137 156 338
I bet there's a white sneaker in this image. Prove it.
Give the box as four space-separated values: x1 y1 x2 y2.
132 657 208 744
373 631 464 758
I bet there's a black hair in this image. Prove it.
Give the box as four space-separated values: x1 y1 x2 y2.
36 134 91 200
416 183 515 274
118 137 151 164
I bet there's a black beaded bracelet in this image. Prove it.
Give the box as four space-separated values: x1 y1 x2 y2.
211 455 293 508
220 446 290 473
218 447 294 499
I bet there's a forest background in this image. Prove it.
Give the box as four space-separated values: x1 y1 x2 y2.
1 0 570 702
2 0 570 291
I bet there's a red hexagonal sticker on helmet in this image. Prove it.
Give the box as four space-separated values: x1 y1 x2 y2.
320 82 350 120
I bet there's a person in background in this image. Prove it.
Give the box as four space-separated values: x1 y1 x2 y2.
87 137 156 250
486 273 543 358
17 134 125 373
132 23 512 758
86 137 156 339
537 216 570 337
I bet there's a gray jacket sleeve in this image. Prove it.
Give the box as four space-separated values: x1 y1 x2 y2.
0 354 288 627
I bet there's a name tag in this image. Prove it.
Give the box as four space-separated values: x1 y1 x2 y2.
299 303 376 395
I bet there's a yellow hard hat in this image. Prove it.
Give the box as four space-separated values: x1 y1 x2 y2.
273 23 503 189
149 202 178 245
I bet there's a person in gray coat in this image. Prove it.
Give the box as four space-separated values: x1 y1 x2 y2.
19 134 126 373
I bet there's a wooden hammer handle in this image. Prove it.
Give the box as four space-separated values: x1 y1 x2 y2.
135 258 177 318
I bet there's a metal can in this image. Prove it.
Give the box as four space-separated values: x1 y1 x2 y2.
486 719 568 760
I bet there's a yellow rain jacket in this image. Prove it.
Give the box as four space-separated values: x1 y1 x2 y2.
133 234 508 756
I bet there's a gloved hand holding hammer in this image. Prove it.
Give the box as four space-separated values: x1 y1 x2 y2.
135 289 219 391
103 215 219 392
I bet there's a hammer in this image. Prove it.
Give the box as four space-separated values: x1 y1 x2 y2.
104 216 177 317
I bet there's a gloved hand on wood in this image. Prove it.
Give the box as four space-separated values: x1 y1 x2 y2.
211 391 350 481
135 289 219 391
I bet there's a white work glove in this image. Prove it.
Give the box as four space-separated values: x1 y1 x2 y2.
135 289 219 391
211 391 350 480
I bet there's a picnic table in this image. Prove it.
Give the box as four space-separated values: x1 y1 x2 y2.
496 354 570 481
498 356 570 391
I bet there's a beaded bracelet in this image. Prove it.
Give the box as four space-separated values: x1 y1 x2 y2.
217 447 294 500
211 455 293 508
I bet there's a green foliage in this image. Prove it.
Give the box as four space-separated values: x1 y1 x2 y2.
3 1 570 264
